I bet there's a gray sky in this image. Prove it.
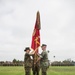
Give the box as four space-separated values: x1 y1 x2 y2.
0 0 75 62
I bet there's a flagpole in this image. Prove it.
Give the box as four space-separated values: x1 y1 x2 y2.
31 11 41 75
33 41 39 75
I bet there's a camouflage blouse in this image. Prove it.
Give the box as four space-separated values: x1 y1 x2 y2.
40 50 48 67
24 53 32 68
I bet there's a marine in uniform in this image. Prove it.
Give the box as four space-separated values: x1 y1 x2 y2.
35 44 48 75
24 47 35 75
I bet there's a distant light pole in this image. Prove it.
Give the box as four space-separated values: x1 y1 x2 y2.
47 50 50 53
53 56 55 61
47 50 50 65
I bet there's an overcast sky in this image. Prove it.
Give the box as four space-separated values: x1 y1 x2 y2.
0 0 75 62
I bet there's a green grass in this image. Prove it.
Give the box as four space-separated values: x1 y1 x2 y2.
48 66 75 75
0 66 24 75
0 66 75 75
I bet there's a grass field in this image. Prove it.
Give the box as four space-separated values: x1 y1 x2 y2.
0 66 75 75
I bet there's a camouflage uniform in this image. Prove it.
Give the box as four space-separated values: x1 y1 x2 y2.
24 53 32 75
40 50 48 75
32 54 40 75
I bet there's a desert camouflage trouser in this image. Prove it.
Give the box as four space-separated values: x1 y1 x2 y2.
41 67 47 75
25 67 31 75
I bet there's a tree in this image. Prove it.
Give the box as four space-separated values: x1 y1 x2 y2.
13 59 17 64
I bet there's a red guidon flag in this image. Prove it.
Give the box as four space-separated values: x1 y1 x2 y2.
31 11 41 53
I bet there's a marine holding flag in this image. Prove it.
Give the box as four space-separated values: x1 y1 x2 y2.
24 47 35 75
31 11 41 75
35 44 49 75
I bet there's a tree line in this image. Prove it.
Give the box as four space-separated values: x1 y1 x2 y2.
51 59 75 66
0 59 23 66
0 59 75 66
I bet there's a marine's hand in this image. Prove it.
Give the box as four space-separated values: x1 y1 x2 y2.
30 51 35 54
